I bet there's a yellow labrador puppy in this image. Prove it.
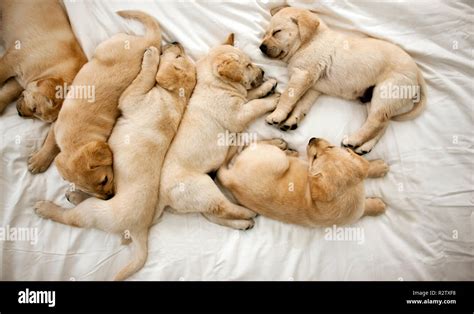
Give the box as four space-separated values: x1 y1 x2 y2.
34 44 197 281
0 0 87 121
261 6 427 154
217 138 389 227
27 11 162 200
158 34 280 230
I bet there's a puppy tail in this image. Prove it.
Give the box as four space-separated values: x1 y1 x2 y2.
116 10 162 45
392 68 427 122
113 230 148 281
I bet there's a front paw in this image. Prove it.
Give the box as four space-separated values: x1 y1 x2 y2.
34 200 61 219
369 160 389 178
261 78 278 97
265 108 287 126
341 135 361 149
142 46 160 66
28 151 52 174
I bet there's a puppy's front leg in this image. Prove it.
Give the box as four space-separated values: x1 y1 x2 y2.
119 46 160 105
280 89 321 131
28 125 60 174
238 93 280 125
265 68 315 126
0 78 24 114
247 78 277 100
367 160 389 178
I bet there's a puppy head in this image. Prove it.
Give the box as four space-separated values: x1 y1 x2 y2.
260 6 319 60
55 141 115 199
211 33 264 89
17 78 65 122
156 42 197 99
307 138 369 202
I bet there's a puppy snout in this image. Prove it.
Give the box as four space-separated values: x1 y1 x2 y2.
309 137 321 145
17 110 24 117
260 43 268 54
105 192 114 200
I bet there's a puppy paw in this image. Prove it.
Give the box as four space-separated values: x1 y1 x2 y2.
34 201 62 219
364 198 386 216
265 138 288 150
28 151 52 174
142 46 160 66
232 219 255 230
65 190 90 205
261 78 278 97
354 140 378 155
341 135 361 149
265 107 287 126
368 160 389 178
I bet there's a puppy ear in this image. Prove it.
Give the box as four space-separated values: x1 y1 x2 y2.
215 53 243 83
81 141 113 169
223 33 234 46
156 62 196 96
271 5 289 16
309 158 368 203
292 10 319 44
309 172 339 202
37 77 65 107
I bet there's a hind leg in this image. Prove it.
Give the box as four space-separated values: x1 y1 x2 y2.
168 174 256 229
0 78 23 114
34 198 119 233
342 81 413 151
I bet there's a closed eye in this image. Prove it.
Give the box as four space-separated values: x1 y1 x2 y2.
100 176 108 186
272 29 281 36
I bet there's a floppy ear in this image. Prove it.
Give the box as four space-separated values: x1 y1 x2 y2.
81 141 113 169
37 77 65 102
215 53 243 83
309 172 340 202
223 33 234 46
271 5 289 16
309 158 368 203
292 10 319 44
156 63 196 94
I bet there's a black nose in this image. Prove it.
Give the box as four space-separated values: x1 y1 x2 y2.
261 69 265 77
309 137 320 145
260 44 268 54
17 110 24 117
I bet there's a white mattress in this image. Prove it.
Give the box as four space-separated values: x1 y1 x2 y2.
1 0 473 280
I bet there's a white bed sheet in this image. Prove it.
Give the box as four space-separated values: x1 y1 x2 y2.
1 0 473 280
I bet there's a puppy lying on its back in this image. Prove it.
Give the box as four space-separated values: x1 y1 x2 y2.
0 0 87 121
218 138 389 227
35 44 197 281
28 11 162 200
261 6 427 154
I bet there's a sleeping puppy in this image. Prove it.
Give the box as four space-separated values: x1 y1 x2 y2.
261 6 427 154
0 0 87 121
27 11 162 200
217 138 389 227
158 34 280 230
34 44 197 281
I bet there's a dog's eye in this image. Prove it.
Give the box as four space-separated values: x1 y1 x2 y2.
31 106 37 114
273 30 281 36
100 176 108 186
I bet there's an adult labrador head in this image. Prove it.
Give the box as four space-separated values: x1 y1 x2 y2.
260 6 320 60
55 141 115 200
155 42 197 99
16 78 65 123
211 33 264 90
307 137 369 203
